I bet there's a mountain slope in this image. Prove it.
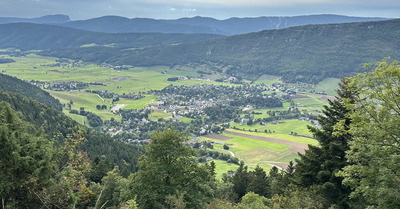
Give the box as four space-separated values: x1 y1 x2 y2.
0 89 144 172
0 73 63 111
0 23 223 50
42 19 400 83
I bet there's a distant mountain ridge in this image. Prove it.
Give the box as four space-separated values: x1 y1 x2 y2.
0 14 388 35
0 14 70 24
60 14 388 35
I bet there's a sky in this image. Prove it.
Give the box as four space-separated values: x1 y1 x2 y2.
0 0 399 20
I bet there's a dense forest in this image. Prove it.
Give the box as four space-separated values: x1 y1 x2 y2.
0 87 144 173
1 59 400 208
0 73 63 110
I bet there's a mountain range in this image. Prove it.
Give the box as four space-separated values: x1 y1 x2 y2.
0 14 398 83
0 14 388 35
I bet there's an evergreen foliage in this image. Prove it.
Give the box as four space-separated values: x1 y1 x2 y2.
0 73 63 111
292 78 355 208
0 102 57 208
0 90 144 173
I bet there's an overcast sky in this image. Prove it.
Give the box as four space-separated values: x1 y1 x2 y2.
0 0 399 20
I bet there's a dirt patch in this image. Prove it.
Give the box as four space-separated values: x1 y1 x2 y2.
320 95 336 102
291 94 310 99
111 104 127 113
223 130 309 154
48 69 69 74
203 133 233 141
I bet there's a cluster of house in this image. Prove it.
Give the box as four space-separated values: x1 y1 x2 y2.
30 80 88 91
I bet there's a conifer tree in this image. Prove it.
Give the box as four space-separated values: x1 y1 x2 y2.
247 165 270 198
292 79 356 208
0 102 57 208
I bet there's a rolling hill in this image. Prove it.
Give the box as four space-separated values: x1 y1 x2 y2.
0 23 223 50
42 18 400 83
0 73 63 111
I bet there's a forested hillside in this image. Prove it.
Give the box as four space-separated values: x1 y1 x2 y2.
43 19 400 83
0 23 222 50
0 90 144 172
0 73 63 110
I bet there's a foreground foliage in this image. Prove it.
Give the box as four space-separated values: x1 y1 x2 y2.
338 59 400 208
129 128 212 209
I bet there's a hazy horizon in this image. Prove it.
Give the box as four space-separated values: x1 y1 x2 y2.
0 0 398 21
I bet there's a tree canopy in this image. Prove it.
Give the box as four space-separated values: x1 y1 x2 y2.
338 59 400 208
128 128 212 209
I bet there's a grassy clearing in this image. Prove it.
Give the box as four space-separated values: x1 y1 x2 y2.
179 117 193 123
236 148 296 164
230 119 312 136
225 129 318 145
120 95 158 110
148 111 171 121
49 90 120 121
247 109 270 119
219 133 290 152
252 74 281 85
293 95 327 107
314 77 341 96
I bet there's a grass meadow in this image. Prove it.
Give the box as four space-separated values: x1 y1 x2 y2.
49 90 121 121
120 95 159 110
148 111 171 121
230 119 312 136
314 77 341 96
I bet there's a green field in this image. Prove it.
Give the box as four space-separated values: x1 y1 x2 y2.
225 129 318 146
230 119 312 136
179 116 194 123
219 133 290 152
314 77 341 96
120 95 158 110
148 111 171 121
49 90 120 122
252 74 281 85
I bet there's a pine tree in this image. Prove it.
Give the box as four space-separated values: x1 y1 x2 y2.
0 102 57 208
232 162 249 201
292 79 355 208
247 166 270 197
